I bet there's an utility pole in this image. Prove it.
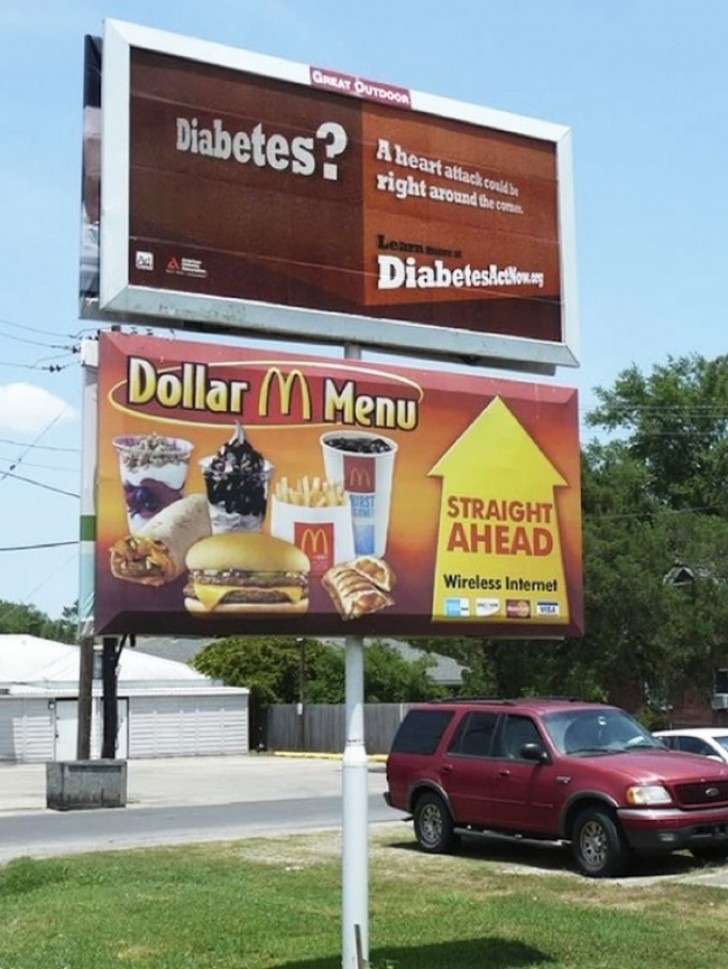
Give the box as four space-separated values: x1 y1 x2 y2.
101 635 123 758
296 637 306 751
76 635 94 760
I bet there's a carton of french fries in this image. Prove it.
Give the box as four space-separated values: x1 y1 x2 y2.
274 475 346 508
270 474 354 574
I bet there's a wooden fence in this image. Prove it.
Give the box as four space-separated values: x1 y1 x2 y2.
265 702 410 755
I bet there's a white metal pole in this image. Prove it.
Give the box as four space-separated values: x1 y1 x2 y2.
342 633 368 969
341 341 369 969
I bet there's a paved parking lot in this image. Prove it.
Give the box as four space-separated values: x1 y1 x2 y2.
0 753 388 814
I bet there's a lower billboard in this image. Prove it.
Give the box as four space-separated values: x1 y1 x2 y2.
93 331 583 637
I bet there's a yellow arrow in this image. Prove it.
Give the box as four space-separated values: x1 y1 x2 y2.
428 396 569 624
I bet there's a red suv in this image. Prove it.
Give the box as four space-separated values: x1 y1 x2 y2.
385 699 728 877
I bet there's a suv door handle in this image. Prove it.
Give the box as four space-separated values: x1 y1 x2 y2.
441 764 453 774
496 769 511 778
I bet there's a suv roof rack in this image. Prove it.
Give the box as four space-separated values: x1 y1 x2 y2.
425 696 587 705
426 698 516 705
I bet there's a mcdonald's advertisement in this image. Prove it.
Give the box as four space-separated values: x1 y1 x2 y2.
94 330 583 637
96 20 578 371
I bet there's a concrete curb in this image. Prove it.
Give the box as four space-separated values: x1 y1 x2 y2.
271 751 387 763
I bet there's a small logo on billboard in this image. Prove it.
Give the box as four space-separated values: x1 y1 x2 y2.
295 523 333 575
344 457 375 493
444 597 470 617
506 599 531 619
310 66 412 109
165 256 208 278
135 251 154 271
536 601 560 616
476 598 500 617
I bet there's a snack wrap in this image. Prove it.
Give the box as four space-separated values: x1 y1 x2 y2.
110 493 211 586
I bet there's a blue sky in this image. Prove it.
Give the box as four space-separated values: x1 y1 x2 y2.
1 0 727 621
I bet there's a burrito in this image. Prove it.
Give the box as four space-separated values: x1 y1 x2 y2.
110 493 211 587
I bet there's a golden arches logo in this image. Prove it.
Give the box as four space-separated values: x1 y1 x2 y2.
348 467 373 490
299 528 329 558
258 368 312 420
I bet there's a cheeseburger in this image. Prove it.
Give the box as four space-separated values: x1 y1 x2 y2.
184 532 310 615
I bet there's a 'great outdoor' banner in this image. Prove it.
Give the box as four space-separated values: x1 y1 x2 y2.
93 331 583 637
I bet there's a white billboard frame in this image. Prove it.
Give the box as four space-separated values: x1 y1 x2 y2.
98 18 579 373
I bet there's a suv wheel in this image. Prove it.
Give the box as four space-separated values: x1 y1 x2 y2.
572 807 631 878
413 792 458 854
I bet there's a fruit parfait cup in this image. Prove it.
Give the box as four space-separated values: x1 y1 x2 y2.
113 434 194 533
199 423 273 533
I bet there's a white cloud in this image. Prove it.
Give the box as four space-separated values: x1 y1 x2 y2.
0 383 76 434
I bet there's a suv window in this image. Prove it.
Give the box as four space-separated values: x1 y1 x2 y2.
390 709 453 755
494 715 542 759
542 708 659 755
448 711 498 757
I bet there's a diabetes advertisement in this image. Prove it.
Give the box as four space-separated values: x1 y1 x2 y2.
94 331 583 637
96 20 576 370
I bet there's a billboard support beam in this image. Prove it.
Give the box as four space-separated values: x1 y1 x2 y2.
342 633 368 969
76 636 94 760
101 635 122 758
341 340 369 969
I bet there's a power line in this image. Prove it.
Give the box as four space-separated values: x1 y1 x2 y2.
0 540 78 552
0 470 79 498
0 360 77 372
0 437 80 453
0 316 75 337
0 406 76 486
0 457 78 473
0 548 79 622
0 329 74 350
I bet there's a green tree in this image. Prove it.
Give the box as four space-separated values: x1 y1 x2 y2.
0 599 77 643
192 636 444 705
364 640 445 702
192 636 323 706
576 356 728 713
404 636 495 697
585 354 728 514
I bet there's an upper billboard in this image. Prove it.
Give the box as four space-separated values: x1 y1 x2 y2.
93 331 583 637
88 20 579 373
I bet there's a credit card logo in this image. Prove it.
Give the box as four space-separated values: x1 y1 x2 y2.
506 599 531 619
536 601 560 616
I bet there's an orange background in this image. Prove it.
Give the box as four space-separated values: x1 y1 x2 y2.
94 331 582 637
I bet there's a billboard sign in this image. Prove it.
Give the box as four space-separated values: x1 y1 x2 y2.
91 19 579 372
93 331 583 637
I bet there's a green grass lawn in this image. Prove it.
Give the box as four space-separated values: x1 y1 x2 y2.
1 827 727 968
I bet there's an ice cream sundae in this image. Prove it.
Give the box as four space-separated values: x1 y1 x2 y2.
200 423 273 533
113 433 194 533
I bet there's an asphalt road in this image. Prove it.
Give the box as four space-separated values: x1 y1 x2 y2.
2 755 728 889
0 754 406 864
0 794 402 863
